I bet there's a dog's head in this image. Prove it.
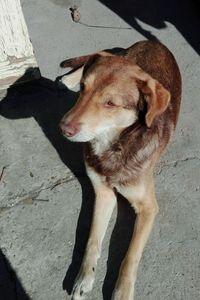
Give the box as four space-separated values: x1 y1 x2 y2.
60 52 170 142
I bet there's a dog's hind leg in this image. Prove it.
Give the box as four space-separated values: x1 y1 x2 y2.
72 167 116 300
112 180 159 300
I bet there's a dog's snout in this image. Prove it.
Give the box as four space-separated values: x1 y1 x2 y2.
60 121 80 137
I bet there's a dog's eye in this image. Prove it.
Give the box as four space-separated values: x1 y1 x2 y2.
80 82 85 92
105 100 116 108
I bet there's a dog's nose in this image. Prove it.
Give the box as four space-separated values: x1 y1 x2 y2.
60 122 80 137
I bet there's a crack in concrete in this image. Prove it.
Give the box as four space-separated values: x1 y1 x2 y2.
2 155 199 208
156 156 200 175
167 236 198 246
1 157 199 212
0 174 76 213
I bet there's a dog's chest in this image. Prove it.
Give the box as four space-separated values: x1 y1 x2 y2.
84 129 159 185
84 143 142 185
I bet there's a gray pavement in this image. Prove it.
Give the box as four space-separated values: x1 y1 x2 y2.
0 0 200 299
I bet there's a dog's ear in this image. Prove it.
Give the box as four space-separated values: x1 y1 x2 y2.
135 66 170 127
60 51 113 89
60 54 92 69
60 51 113 69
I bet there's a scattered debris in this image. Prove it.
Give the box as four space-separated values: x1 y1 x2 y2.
20 197 49 205
21 197 34 205
0 207 9 214
0 175 75 214
70 5 81 23
34 198 49 202
68 5 133 30
50 176 74 190
0 197 50 214
0 166 7 182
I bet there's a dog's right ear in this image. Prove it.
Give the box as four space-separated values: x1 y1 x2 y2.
60 54 92 69
60 51 112 69
60 51 113 89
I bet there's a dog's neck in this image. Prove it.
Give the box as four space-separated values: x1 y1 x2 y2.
90 121 142 156
90 128 120 156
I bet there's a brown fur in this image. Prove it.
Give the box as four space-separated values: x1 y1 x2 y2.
83 42 181 185
60 40 181 300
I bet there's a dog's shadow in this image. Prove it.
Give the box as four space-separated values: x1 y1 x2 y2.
0 69 135 299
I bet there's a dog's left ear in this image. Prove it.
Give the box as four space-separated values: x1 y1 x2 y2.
135 66 170 127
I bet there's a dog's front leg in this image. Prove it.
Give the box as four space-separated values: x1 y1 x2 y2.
112 182 159 300
72 167 116 300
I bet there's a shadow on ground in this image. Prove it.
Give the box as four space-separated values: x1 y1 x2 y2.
0 69 135 299
102 195 135 300
50 0 200 55
87 0 200 55
51 0 200 52
0 249 30 300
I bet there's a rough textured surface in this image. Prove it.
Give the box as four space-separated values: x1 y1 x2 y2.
0 0 200 299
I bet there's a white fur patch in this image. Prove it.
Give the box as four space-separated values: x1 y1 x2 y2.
116 184 145 202
61 66 84 89
91 129 119 155
86 165 106 187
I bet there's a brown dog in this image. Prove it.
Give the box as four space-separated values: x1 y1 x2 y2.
60 40 181 300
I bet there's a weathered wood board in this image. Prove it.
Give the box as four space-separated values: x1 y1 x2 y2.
0 0 40 90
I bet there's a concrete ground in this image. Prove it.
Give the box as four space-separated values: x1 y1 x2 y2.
0 0 200 299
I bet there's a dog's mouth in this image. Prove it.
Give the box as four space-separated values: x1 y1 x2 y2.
60 121 95 142
64 131 95 142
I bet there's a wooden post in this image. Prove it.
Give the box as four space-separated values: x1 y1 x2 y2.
0 0 40 89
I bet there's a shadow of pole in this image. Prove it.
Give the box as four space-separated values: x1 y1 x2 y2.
0 249 30 300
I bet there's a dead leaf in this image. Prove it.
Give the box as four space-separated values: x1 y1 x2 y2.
70 5 81 23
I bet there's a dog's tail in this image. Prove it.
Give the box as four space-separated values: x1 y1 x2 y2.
60 55 91 69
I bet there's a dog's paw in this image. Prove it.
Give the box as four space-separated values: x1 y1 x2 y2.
71 270 95 300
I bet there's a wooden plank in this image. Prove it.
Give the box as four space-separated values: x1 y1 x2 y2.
0 0 40 89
